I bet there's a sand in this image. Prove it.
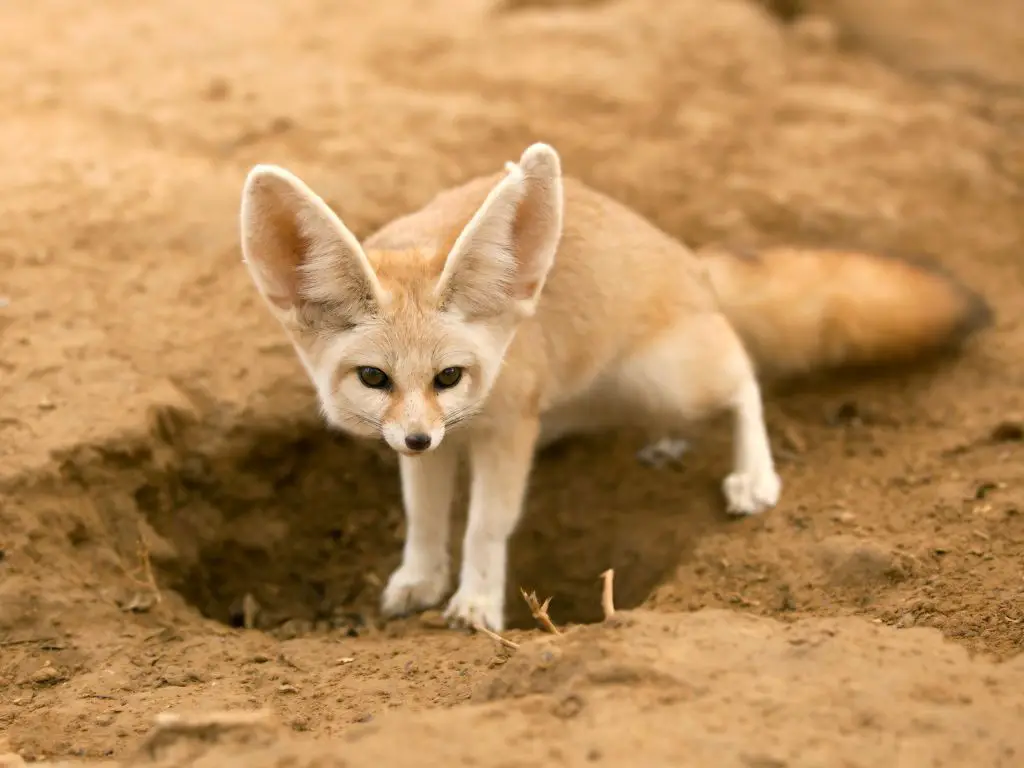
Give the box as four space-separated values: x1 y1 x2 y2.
0 0 1022 765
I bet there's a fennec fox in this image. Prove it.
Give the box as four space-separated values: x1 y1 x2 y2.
240 143 990 631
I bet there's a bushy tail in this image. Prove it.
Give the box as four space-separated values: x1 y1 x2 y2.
699 246 992 381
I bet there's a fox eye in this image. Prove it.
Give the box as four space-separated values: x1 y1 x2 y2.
357 366 390 389
433 367 463 390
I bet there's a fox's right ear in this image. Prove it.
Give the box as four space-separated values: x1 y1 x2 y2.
240 165 385 319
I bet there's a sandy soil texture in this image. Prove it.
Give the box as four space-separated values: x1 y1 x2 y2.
0 0 1022 765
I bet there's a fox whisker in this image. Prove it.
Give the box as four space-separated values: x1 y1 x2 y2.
444 406 480 430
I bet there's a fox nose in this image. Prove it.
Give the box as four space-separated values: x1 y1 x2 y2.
404 433 432 452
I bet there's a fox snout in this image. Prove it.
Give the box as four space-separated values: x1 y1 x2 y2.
382 421 446 455
402 432 433 452
381 393 447 456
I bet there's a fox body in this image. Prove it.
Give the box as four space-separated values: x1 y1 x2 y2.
240 143 989 631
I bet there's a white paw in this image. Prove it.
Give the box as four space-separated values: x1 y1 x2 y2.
380 564 450 618
723 468 781 516
443 585 505 632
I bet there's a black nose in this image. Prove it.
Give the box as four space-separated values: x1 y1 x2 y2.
404 433 432 452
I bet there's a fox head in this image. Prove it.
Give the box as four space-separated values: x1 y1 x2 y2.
239 143 564 455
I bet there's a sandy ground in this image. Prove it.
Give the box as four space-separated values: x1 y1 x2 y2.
1 0 1023 765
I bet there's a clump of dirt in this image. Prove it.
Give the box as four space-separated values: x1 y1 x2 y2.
814 534 917 587
0 0 1022 764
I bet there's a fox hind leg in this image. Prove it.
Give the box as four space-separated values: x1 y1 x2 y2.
721 375 780 515
616 312 780 515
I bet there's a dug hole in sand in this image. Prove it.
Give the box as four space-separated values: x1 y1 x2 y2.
0 0 1022 765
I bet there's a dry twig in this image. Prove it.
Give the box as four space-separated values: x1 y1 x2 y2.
472 623 520 650
600 569 616 620
241 593 260 630
520 588 562 635
118 535 162 607
135 537 163 603
0 637 57 648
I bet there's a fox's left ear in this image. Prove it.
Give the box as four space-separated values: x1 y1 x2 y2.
436 143 563 318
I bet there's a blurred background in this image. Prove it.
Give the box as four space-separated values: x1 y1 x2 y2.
1 0 1020 464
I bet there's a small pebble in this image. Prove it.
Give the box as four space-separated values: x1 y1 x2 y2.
780 426 806 454
636 437 690 467
418 610 447 629
30 666 63 685
159 666 202 687
552 694 584 719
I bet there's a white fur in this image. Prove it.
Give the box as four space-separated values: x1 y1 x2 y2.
722 378 780 515
443 412 538 630
381 449 458 615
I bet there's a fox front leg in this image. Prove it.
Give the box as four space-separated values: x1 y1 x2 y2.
444 416 539 632
381 446 459 618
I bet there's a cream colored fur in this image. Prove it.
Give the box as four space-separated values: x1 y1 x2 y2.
239 143 988 631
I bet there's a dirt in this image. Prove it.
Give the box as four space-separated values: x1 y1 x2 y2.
0 0 1022 765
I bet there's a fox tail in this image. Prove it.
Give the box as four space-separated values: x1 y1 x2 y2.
700 246 992 381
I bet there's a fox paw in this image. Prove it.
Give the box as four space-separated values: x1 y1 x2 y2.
443 586 505 632
723 468 781 516
380 564 450 618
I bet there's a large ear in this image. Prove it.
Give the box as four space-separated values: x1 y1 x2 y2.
435 143 563 318
240 165 385 320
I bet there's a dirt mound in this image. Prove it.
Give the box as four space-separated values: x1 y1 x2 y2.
20 611 1024 767
0 0 1022 763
